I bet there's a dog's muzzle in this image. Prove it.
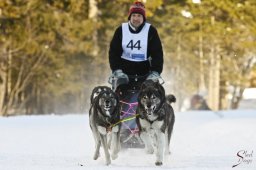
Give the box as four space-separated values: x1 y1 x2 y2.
145 105 156 115
104 100 112 111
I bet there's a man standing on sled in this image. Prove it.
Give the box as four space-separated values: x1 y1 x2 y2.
109 0 164 91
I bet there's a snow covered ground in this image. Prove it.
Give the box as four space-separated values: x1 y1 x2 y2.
0 110 255 170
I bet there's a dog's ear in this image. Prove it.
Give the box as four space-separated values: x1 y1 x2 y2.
138 81 147 101
90 87 98 103
154 81 165 101
91 86 104 103
140 81 148 90
94 90 104 105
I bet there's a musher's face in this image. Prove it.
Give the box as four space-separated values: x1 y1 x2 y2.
130 13 144 28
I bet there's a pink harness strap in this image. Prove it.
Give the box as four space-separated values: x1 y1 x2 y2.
120 100 139 133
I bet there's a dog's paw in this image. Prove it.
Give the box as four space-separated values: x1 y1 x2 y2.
105 159 111 165
93 154 99 160
111 154 118 160
93 152 100 160
155 161 163 166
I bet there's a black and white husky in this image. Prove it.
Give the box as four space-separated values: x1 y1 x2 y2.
136 80 176 166
89 87 121 165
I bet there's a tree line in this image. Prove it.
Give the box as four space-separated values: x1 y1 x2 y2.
0 0 255 116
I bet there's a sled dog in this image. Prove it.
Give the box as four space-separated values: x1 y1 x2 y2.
89 87 121 165
136 80 175 166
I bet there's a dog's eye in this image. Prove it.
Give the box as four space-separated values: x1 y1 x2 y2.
143 96 147 99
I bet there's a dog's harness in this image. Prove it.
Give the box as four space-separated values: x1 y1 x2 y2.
110 114 139 127
96 105 139 132
105 114 139 132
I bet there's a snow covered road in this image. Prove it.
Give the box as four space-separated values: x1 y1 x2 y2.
0 110 255 170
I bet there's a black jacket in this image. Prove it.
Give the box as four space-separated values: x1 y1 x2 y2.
109 22 163 76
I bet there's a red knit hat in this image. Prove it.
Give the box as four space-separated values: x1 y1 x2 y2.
128 1 146 21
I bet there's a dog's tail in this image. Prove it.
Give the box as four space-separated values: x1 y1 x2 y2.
166 94 176 105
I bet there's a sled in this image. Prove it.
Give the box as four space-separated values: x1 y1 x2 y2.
109 74 164 148
110 75 146 148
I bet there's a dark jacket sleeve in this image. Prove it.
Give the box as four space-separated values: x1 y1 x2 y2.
109 26 123 72
148 25 164 74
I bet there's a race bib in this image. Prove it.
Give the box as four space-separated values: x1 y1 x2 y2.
121 22 150 62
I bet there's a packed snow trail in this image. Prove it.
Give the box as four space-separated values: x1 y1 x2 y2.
0 110 255 170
